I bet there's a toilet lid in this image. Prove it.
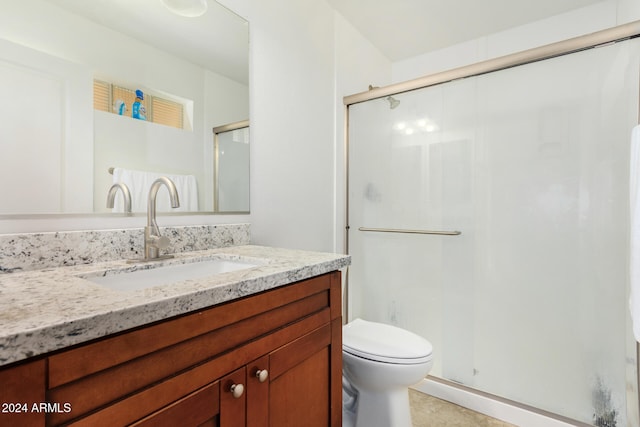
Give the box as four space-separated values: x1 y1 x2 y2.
343 318 433 364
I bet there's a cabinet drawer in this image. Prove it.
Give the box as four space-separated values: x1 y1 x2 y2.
131 382 220 427
54 365 223 426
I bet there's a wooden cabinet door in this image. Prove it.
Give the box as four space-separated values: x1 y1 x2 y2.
219 366 246 427
268 324 332 427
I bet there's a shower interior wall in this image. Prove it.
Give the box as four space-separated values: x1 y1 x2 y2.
347 36 640 425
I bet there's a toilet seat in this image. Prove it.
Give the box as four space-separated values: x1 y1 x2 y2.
343 318 433 364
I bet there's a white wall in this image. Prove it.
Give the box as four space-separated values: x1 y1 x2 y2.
0 38 93 214
392 0 640 83
240 0 336 251
216 0 391 252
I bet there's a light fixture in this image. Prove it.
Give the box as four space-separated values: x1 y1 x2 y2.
416 117 439 133
161 0 208 17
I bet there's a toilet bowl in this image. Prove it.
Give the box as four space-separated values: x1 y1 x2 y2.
342 318 433 427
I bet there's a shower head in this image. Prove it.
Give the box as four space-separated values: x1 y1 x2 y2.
386 96 400 109
367 85 400 109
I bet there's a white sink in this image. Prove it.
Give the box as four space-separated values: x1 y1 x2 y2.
81 256 263 292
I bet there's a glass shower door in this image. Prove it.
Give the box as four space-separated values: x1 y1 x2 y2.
347 37 640 425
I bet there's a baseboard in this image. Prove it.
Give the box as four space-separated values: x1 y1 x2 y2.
412 377 589 427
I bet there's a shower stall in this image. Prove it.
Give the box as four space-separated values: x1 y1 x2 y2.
345 27 640 426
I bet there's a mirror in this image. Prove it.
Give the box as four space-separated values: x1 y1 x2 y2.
213 121 250 213
0 0 249 215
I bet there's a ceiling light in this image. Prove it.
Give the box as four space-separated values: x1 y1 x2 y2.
161 0 208 17
395 122 406 130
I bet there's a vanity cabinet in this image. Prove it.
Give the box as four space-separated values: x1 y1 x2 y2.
0 359 46 427
0 271 342 427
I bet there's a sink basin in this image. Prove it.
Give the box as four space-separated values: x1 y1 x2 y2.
81 256 263 292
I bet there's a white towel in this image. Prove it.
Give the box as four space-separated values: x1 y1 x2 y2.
112 168 198 213
630 125 640 342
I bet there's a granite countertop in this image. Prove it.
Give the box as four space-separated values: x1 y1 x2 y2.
0 245 351 367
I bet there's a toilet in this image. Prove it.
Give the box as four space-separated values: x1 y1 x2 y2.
342 318 433 427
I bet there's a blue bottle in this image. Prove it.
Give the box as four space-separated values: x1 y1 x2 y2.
115 99 126 115
132 89 146 121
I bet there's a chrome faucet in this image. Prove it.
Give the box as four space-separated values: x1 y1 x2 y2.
145 177 180 260
106 183 132 213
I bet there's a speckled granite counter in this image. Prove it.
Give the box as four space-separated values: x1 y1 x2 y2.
0 224 251 273
0 245 350 367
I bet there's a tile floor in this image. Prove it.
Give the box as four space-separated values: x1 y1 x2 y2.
410 390 517 427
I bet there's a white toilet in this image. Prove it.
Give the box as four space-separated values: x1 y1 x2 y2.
342 318 433 427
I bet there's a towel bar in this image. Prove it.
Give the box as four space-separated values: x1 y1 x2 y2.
358 227 461 236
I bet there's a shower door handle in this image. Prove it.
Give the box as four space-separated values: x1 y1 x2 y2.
358 227 461 236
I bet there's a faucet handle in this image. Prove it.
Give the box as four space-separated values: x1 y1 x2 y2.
148 235 171 250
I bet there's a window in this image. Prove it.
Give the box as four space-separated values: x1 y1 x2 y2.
93 80 185 130
93 80 111 111
152 97 184 129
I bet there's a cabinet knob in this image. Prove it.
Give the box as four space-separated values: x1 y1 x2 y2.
229 383 244 398
255 369 269 383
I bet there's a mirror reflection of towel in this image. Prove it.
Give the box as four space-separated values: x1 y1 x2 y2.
111 168 198 213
